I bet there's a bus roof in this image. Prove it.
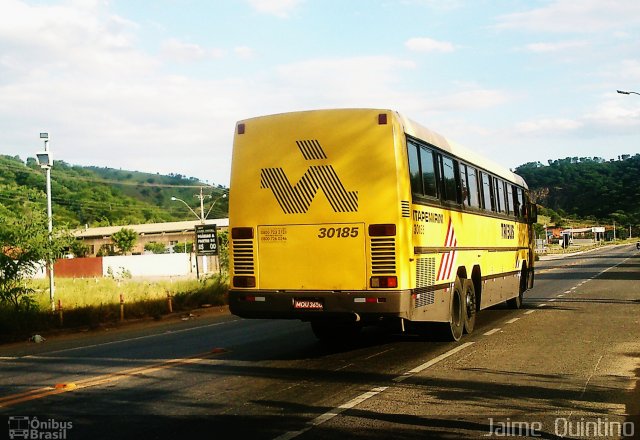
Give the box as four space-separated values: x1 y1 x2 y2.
395 111 528 189
236 108 528 189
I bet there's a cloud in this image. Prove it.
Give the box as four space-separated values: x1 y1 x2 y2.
161 39 210 62
405 37 456 53
524 40 587 53
234 46 255 59
272 56 417 109
515 118 583 135
494 0 640 33
247 0 303 18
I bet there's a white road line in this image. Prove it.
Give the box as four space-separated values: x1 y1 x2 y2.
333 364 354 372
524 310 536 315
549 299 556 302
505 318 520 324
402 342 475 377
483 328 501 336
538 303 548 307
364 348 393 360
22 319 238 357
564 290 572 294
557 294 564 297
276 340 478 439
274 387 388 440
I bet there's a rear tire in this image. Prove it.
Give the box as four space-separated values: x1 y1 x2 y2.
507 267 527 309
462 279 476 334
441 278 464 342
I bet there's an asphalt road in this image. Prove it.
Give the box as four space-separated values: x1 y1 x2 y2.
1 245 639 440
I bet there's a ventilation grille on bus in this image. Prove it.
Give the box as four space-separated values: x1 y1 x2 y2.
415 257 436 308
370 237 396 274
401 201 410 218
232 239 255 275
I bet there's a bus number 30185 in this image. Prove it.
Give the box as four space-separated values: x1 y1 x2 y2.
317 227 359 239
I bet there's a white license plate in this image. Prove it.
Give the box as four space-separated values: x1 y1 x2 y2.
293 299 323 310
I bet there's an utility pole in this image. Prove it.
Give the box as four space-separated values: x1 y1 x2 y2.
36 133 55 311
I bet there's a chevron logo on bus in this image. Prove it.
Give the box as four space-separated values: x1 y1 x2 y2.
437 219 458 281
260 140 358 214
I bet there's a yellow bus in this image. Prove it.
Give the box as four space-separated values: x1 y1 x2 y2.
228 109 536 341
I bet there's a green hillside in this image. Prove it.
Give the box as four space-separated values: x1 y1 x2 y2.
0 155 228 228
2 153 638 232
515 155 640 229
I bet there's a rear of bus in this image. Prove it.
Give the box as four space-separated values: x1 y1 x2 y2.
228 109 411 330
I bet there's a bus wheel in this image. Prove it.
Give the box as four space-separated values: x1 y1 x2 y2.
310 321 361 342
507 268 527 309
441 278 464 342
462 279 476 334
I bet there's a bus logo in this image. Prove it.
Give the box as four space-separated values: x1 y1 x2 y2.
260 140 358 214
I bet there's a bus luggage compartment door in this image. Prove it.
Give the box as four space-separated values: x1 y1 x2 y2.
258 223 366 291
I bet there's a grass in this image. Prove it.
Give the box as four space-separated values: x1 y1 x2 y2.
0 275 228 343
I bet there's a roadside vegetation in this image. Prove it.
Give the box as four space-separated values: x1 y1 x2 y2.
0 275 228 343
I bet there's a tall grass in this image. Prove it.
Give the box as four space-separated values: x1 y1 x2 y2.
0 275 228 343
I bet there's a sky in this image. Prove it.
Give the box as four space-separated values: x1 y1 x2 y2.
1 0 639 187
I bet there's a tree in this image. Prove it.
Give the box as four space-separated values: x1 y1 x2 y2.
0 207 73 310
144 241 166 254
70 240 91 258
111 228 138 255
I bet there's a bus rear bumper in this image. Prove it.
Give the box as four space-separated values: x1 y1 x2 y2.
229 289 412 322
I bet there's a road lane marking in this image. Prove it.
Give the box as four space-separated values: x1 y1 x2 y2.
483 328 501 336
364 348 394 360
580 355 604 398
557 294 564 297
274 387 389 440
538 303 548 307
548 299 556 302
22 319 238 358
0 350 222 408
278 341 477 439
505 318 520 324
395 342 475 382
333 363 354 372
524 310 536 315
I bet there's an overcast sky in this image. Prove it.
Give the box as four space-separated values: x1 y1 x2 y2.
1 0 639 187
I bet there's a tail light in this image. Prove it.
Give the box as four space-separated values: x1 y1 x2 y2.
369 224 396 236
370 276 397 288
233 276 256 288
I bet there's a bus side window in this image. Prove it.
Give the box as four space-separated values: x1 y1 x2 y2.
506 182 514 215
516 187 525 219
494 178 505 213
420 146 438 198
459 164 469 205
481 172 494 211
440 154 459 203
407 141 423 195
467 166 480 208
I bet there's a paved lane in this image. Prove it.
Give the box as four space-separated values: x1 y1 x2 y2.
1 245 638 439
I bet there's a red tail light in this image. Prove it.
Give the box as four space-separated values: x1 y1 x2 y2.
370 276 397 288
233 276 256 288
232 227 254 239
369 224 396 236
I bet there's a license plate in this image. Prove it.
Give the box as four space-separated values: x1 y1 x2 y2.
293 299 323 310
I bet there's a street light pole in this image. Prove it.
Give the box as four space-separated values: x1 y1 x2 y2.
36 133 55 312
